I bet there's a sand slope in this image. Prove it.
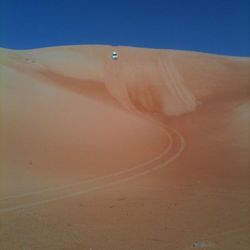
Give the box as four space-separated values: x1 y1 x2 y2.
0 45 250 249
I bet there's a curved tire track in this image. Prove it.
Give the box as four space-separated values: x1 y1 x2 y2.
0 119 185 213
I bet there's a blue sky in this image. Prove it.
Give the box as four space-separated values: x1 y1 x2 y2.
0 0 249 56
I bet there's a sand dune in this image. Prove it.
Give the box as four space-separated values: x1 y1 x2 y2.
0 45 250 249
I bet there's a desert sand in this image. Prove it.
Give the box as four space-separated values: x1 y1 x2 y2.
0 45 250 249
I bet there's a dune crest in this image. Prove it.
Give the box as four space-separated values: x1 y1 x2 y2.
2 45 249 117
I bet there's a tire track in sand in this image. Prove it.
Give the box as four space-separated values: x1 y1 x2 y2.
0 119 185 213
1 122 172 201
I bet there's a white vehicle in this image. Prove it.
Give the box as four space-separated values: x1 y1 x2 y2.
112 51 118 60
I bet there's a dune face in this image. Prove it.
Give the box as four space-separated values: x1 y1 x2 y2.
0 45 250 250
104 48 197 115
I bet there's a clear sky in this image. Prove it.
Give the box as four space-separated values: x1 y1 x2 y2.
0 0 249 56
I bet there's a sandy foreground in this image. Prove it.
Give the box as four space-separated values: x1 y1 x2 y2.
0 45 250 249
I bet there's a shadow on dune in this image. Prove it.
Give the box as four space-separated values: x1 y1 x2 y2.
36 68 122 108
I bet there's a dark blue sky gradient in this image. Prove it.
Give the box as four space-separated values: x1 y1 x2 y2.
0 0 249 56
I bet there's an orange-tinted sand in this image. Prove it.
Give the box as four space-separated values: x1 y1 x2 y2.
1 45 250 249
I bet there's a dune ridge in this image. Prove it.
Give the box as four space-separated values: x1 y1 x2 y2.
1 45 249 117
